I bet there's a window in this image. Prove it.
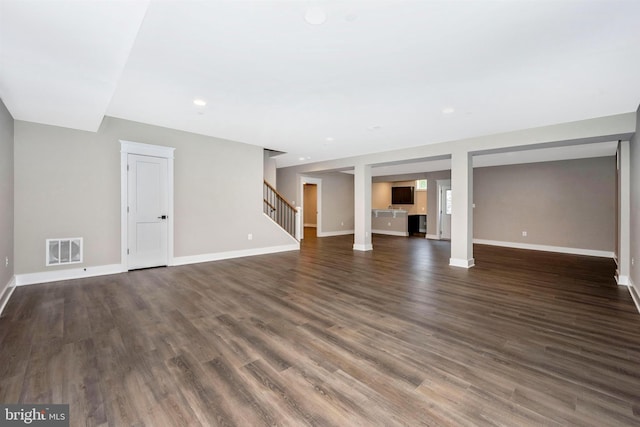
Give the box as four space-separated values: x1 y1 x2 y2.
416 179 427 190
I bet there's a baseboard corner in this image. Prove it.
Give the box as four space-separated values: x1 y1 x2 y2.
628 278 640 314
0 276 17 316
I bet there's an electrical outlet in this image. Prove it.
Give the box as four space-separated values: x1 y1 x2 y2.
247 233 253 241
4 256 7 267
388 222 391 226
341 221 344 226
522 231 527 237
632 258 635 266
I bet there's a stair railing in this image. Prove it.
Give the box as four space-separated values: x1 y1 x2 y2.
264 181 300 240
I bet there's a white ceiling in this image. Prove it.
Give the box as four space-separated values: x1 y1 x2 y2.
1 1 639 168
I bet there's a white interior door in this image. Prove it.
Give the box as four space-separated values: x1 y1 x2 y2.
128 154 168 269
440 183 452 240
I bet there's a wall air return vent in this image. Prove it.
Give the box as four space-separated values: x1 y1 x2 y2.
46 238 83 266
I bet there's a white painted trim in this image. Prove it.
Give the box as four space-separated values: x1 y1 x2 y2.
317 230 354 237
0 276 16 316
473 239 615 258
425 234 440 240
628 278 640 314
172 244 300 266
15 264 125 286
304 223 317 228
616 275 630 286
121 140 175 271
120 140 176 159
372 229 409 237
449 258 475 268
353 243 373 251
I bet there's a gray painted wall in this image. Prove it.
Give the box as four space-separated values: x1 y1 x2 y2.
276 167 297 205
317 172 354 233
630 107 639 290
0 99 14 292
281 157 616 251
263 150 277 186
14 117 294 275
474 157 616 251
276 169 354 234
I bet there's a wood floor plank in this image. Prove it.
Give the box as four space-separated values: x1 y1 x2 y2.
1 232 639 426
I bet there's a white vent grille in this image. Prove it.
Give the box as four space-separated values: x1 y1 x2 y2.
46 238 83 266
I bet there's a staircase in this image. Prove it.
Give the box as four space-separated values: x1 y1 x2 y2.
264 181 300 240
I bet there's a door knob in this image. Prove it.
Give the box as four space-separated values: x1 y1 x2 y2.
158 215 167 219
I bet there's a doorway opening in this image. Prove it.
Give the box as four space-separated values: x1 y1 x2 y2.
437 179 452 240
303 183 318 238
299 176 322 239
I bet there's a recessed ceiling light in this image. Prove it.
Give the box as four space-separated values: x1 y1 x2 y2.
325 137 334 142
193 99 207 107
368 125 382 131
305 6 327 25
442 107 455 114
299 157 306 161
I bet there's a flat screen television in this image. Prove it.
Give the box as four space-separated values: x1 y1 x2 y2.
391 186 414 204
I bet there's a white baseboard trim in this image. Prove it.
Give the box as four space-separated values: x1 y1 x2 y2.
425 234 440 240
171 243 300 266
473 239 615 259
353 243 373 251
16 264 126 287
317 230 354 237
303 223 317 228
629 278 639 314
0 276 16 316
449 258 475 268
616 274 630 286
372 229 409 237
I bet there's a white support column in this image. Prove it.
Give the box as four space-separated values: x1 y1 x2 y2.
617 140 631 285
449 150 475 268
295 207 302 241
353 163 373 251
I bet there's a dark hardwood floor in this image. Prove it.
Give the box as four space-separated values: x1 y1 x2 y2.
1 232 639 426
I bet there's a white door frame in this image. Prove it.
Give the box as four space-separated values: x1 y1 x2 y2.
299 175 322 239
120 140 175 270
436 179 451 240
